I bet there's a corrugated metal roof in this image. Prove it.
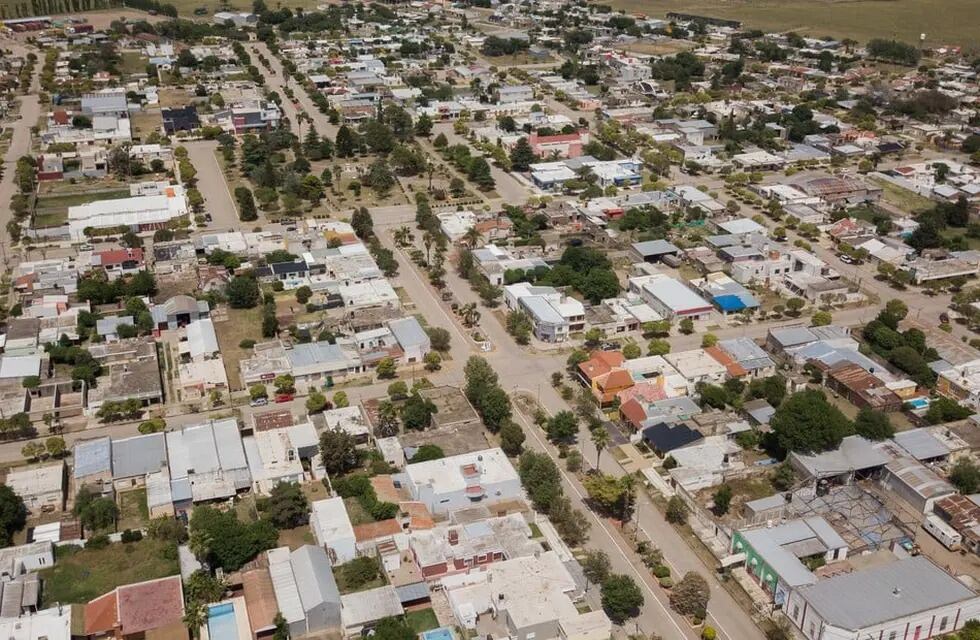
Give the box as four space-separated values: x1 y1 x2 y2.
73 437 111 479
292 546 340 609
112 433 167 479
268 547 306 624
388 316 429 350
798 556 977 630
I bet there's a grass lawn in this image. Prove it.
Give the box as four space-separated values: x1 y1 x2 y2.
40 539 179 606
116 488 149 531
35 189 131 210
213 306 264 391
528 522 543 539
119 51 147 77
343 497 374 526
604 0 979 47
131 111 163 142
405 608 440 634
278 525 315 550
941 227 980 250
870 178 934 215
333 558 387 595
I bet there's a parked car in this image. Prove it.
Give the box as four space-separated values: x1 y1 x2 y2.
275 393 295 403
250 397 268 407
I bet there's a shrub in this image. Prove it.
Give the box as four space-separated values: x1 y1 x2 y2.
659 576 673 588
85 534 110 549
120 529 143 543
652 564 671 579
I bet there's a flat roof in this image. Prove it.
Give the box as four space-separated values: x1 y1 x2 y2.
640 277 712 313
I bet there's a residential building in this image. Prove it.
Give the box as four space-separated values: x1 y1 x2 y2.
936 358 980 410
340 586 404 637
629 274 713 321
165 418 250 503
67 185 188 241
404 448 522 515
503 282 585 343
310 497 357 565
83 575 186 640
5 463 65 515
268 545 342 637
731 517 848 606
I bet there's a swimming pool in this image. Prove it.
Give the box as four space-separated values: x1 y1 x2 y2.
907 398 930 410
422 627 454 640
207 603 239 640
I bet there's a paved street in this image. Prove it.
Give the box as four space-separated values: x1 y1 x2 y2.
0 40 39 268
184 140 242 231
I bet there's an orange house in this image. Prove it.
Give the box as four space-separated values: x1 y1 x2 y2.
578 351 633 406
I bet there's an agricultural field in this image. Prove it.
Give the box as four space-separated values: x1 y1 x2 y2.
605 0 980 49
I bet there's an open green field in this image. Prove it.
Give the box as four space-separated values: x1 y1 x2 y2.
40 539 180 606
33 188 131 229
604 0 980 49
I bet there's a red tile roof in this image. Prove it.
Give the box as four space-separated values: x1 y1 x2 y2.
704 346 749 377
578 350 625 381
95 248 145 266
84 591 119 635
117 576 184 635
353 518 402 542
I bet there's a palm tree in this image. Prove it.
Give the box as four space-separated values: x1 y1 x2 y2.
591 426 610 471
462 226 482 248
620 472 637 534
422 232 434 265
460 303 480 327
393 226 411 247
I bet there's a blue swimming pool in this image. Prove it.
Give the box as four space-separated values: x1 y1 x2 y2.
907 398 930 410
422 627 454 640
207 603 238 640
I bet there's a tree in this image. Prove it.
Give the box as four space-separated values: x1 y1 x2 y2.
546 411 578 443
342 556 382 590
273 613 289 640
226 276 260 308
45 436 66 458
701 333 718 348
582 550 611 589
427 327 451 351
376 357 397 379
414 113 433 137
274 375 295 395
433 132 448 148
550 496 591 547
622 342 641 359
335 125 358 157
189 506 279 571
518 451 562 512
499 419 526 456
75 489 118 532
924 397 972 425
811 310 832 326
510 137 536 171
771 462 796 491
770 390 853 454
306 391 328 414
250 384 268 401
666 495 688 524
295 285 312 304
601 574 644 624
409 444 445 463
375 400 400 438
854 408 894 440
786 297 805 316
319 428 359 475
583 473 627 516
333 391 349 408
713 484 732 515
648 339 670 356
506 310 533 344
670 572 710 618
592 426 610 470
401 393 437 430
0 485 27 546
467 157 495 190
679 318 694 334
885 299 908 321
370 617 415 640
949 458 980 494
387 381 409 400
259 482 309 529
423 351 442 372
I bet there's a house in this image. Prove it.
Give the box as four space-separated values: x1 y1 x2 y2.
445 551 611 640
165 418 250 503
83 575 186 640
268 545 342 637
936 358 980 410
640 421 704 456
111 432 168 489
388 316 430 364
472 244 549 286
310 497 357 565
0 541 54 578
5 463 65 515
823 363 903 412
503 282 585 343
667 435 743 491
242 427 307 495
718 338 776 378
528 131 589 159
630 274 714 321
730 517 848 606
784 556 980 640
0 605 71 640
81 89 128 118
91 248 145 280
404 448 522 515
665 349 728 391
340 586 404 637
73 436 112 494
161 106 199 135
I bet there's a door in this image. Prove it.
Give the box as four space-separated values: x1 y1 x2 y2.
913 625 922 640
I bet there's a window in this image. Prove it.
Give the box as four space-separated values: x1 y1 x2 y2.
939 617 948 632
792 605 799 621
440 499 450 504
888 632 897 640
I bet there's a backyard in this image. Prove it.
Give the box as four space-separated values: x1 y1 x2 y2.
33 187 131 229
116 488 150 531
213 305 264 391
40 539 180 606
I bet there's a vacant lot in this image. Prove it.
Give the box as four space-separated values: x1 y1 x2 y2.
33 188 131 229
117 488 150 531
40 539 179 606
213 306 264 391
870 178 934 215
605 0 980 48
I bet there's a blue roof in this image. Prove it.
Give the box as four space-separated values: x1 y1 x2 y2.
714 295 746 312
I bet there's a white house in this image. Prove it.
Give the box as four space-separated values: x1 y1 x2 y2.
310 497 357 565
503 282 585 343
68 185 188 241
405 448 522 515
